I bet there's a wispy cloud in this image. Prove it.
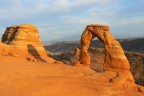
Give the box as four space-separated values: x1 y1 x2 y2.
0 0 144 41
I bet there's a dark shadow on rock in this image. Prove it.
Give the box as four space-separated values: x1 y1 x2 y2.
2 27 18 44
27 44 47 62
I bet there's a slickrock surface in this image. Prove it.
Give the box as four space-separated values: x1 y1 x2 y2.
1 24 55 62
0 55 143 96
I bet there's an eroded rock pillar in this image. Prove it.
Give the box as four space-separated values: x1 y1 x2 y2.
78 29 94 65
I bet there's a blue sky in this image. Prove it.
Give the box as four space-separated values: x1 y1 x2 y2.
0 0 144 41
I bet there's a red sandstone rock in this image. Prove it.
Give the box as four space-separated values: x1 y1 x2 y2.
77 24 130 70
137 85 144 93
75 24 137 89
2 24 41 45
1 24 55 62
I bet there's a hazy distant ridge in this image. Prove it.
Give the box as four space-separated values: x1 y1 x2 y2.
44 38 144 53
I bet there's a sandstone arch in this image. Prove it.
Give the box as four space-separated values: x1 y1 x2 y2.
77 24 130 71
75 24 137 88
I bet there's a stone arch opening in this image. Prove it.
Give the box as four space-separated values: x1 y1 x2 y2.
89 38 105 72
90 38 104 49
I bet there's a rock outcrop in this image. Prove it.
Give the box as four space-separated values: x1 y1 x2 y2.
1 24 55 62
0 42 18 56
2 24 42 46
77 24 130 70
75 24 142 91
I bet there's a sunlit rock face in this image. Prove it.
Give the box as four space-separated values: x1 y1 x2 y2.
75 24 138 90
1 24 55 62
77 24 130 70
2 24 42 46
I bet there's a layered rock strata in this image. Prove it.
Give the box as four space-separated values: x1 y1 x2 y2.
1 24 54 62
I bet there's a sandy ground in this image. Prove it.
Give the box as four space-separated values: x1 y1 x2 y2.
0 55 143 96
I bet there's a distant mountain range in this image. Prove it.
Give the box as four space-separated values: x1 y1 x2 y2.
42 35 81 44
44 38 144 53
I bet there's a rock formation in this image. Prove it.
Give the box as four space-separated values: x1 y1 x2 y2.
2 24 42 46
1 24 55 62
75 24 139 90
76 24 130 70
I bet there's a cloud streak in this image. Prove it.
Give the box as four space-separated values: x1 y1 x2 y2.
0 0 144 41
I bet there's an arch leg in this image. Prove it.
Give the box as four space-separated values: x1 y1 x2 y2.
78 30 94 65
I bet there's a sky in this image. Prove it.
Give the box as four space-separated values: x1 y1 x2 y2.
0 0 144 42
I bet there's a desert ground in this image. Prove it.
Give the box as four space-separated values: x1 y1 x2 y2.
0 55 143 96
0 24 144 96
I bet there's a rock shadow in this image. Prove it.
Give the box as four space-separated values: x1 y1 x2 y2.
27 44 47 62
2 27 18 44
